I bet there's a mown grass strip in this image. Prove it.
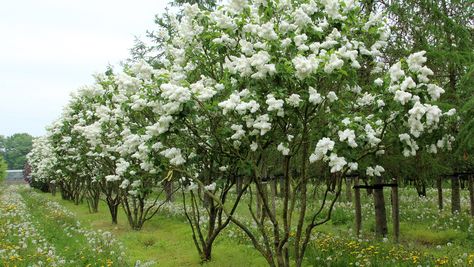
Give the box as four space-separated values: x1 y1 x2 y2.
0 185 65 266
20 189 127 266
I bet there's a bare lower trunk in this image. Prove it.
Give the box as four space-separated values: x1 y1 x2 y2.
49 183 57 197
346 177 352 202
107 200 119 224
354 177 362 236
415 178 426 197
271 179 276 215
279 175 285 197
373 182 387 238
256 184 262 219
201 243 213 261
87 193 100 213
60 181 73 200
236 175 243 194
437 176 443 210
391 178 399 243
451 175 461 214
73 191 82 205
165 181 174 202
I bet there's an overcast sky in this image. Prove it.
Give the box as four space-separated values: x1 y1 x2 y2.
0 0 169 137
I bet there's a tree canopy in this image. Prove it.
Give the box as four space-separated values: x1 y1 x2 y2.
1 133 34 169
0 155 7 182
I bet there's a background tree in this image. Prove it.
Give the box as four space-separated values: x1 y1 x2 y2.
375 0 474 210
0 155 7 182
1 133 34 169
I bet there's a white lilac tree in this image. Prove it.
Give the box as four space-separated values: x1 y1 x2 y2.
47 109 86 204
148 0 455 265
108 62 180 230
27 136 57 191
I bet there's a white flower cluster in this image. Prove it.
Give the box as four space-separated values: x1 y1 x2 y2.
338 129 357 148
310 138 335 162
266 94 285 116
407 102 442 137
366 165 385 177
399 133 419 157
160 148 186 166
225 51 276 79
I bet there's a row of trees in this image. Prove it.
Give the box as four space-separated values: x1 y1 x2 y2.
27 0 472 266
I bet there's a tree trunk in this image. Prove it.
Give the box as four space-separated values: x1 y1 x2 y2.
50 182 57 197
108 201 119 224
87 195 99 213
354 176 362 236
365 179 373 196
279 175 285 197
391 178 399 243
236 175 242 194
346 177 352 202
165 181 174 202
201 243 213 262
469 175 474 217
451 175 461 214
74 191 81 205
373 181 388 238
256 182 268 219
415 178 426 197
60 182 72 200
437 176 443 210
270 178 276 216
256 184 262 219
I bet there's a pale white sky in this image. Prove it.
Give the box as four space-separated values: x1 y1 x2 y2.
0 0 169 137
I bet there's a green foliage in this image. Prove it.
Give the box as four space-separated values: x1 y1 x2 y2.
0 155 6 182
331 207 353 226
370 0 474 178
1 133 34 169
458 96 474 151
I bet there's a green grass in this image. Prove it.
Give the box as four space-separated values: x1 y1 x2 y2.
403 226 465 245
3 184 474 266
40 192 267 266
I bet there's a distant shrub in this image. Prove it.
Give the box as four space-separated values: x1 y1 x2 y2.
0 155 7 183
29 177 49 192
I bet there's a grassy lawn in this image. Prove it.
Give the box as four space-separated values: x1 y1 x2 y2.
37 189 267 267
2 184 474 266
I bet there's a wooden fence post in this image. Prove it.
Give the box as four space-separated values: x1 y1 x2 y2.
391 178 399 243
469 175 474 217
354 176 362 236
437 176 443 210
452 175 461 214
373 179 388 238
